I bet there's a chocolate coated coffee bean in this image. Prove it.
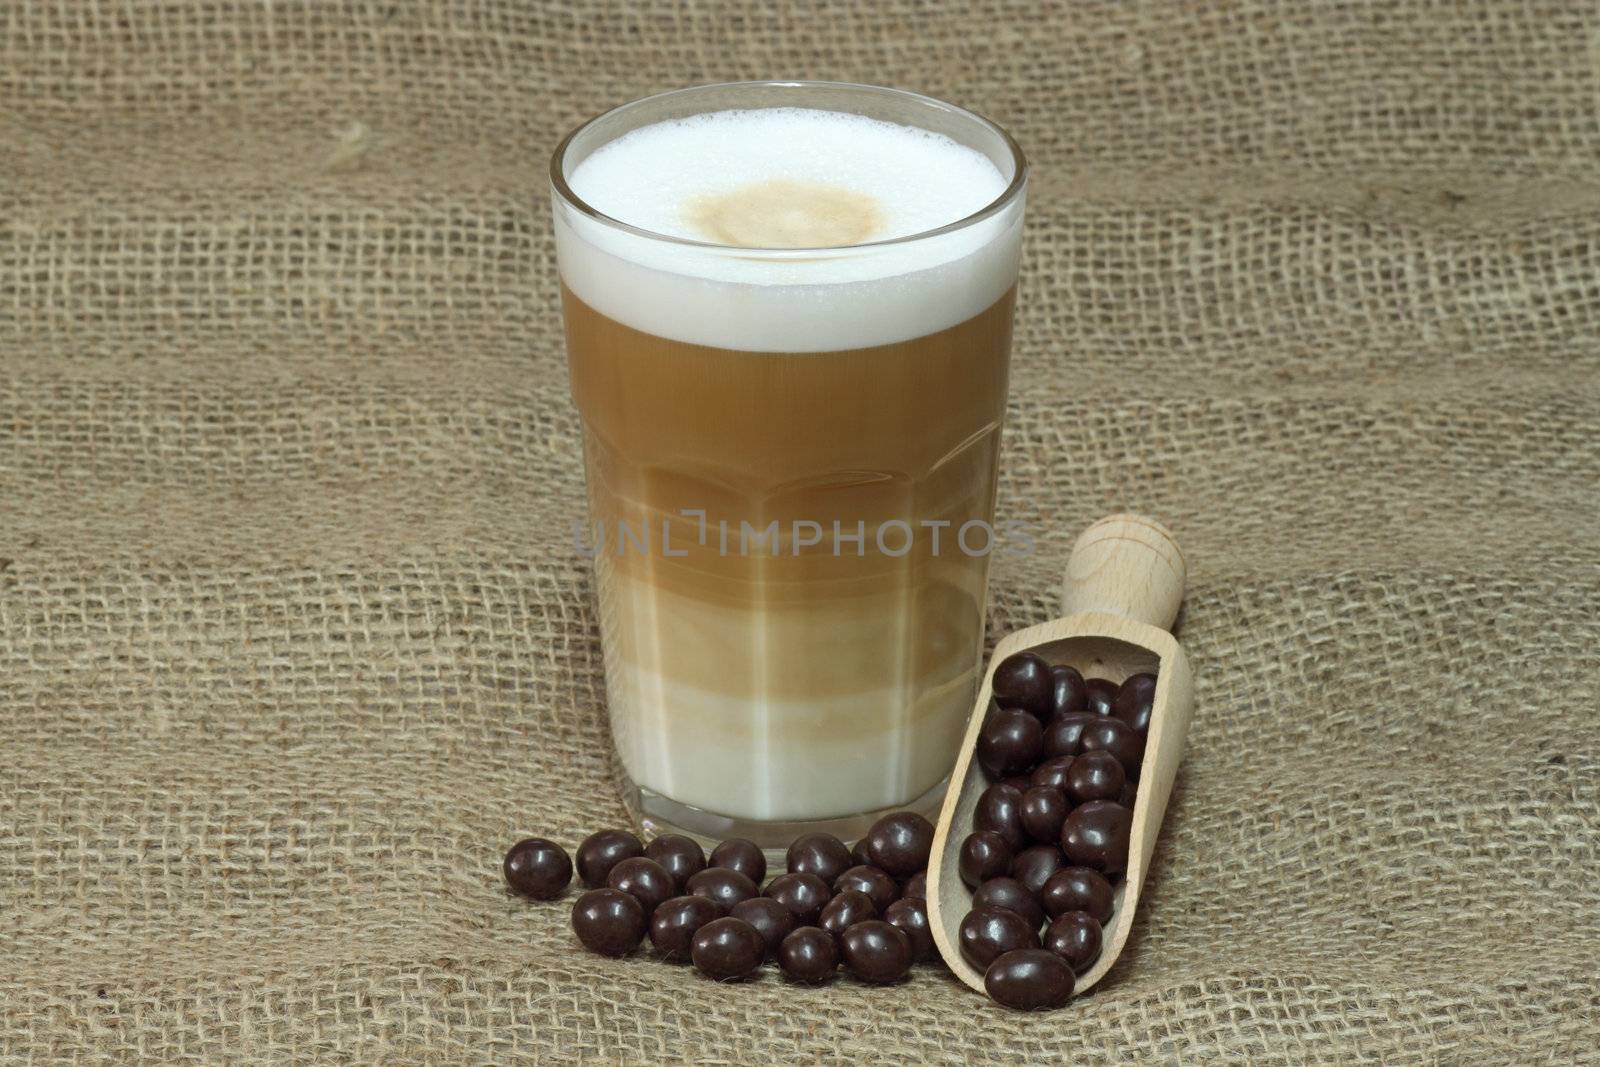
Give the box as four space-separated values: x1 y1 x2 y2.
606 856 676 918
645 834 706 891
1119 781 1138 809
685 866 759 911
1000 775 1033 793
787 833 853 885
1084 677 1118 716
1079 717 1145 776
819 888 877 936
1040 866 1116 923
1044 910 1103 973
839 919 913 983
1066 749 1126 804
850 836 873 868
1042 712 1097 759
1010 844 1065 896
778 925 838 983
763 872 832 926
985 948 1075 1010
977 708 1044 780
1049 664 1087 717
690 916 765 981
958 906 1038 970
959 830 1012 889
708 838 766 884
883 897 934 962
991 651 1053 718
730 896 795 958
1020 786 1069 844
899 870 928 901
833 864 898 912
972 876 1045 932
575 829 644 889
571 888 645 957
503 837 572 900
649 895 725 959
1030 755 1075 792
863 811 934 877
1114 672 1157 735
1060 800 1132 876
973 783 1026 849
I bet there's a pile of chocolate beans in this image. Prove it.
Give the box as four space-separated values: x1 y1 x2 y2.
500 653 1154 1010
959 651 1156 1009
503 812 937 986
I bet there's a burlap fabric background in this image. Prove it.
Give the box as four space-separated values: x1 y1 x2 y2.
3 1 1598 1062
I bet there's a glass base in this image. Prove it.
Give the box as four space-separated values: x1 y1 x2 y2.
618 776 952 858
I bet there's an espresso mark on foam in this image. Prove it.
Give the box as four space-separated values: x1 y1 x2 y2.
686 180 887 249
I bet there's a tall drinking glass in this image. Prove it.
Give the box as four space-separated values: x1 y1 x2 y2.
552 81 1027 847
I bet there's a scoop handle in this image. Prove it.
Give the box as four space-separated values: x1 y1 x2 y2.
1061 514 1186 631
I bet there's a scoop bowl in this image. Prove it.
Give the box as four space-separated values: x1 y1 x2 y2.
926 514 1195 997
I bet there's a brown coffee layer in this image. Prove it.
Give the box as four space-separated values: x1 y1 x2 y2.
565 284 1015 698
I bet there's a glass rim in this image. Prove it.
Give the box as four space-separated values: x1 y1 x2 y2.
549 79 1029 257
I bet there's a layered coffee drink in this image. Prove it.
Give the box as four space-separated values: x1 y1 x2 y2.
553 85 1026 842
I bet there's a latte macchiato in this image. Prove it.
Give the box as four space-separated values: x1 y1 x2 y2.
553 87 1026 840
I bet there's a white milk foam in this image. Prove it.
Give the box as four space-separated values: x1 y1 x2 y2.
572 108 1005 245
556 108 1023 351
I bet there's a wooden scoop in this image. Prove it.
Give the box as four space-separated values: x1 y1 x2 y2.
926 514 1194 997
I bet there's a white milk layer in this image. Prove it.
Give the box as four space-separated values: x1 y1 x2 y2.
557 107 1023 352
596 567 982 821
607 664 977 821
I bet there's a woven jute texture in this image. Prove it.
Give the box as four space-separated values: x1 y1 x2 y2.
3 1 1599 1063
